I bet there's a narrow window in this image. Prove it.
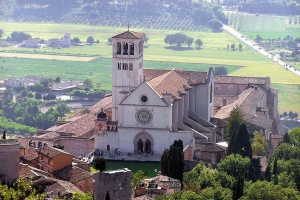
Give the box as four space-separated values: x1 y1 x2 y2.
117 42 121 55
118 63 121 70
129 63 133 70
123 63 128 70
130 43 134 55
123 42 128 55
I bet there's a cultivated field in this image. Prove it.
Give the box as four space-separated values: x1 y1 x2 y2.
0 22 299 113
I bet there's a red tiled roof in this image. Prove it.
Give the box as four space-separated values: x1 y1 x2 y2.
38 146 71 158
53 166 93 183
23 147 38 161
46 179 80 199
112 31 145 39
214 76 267 85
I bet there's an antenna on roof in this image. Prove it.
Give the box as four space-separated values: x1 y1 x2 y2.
127 21 130 32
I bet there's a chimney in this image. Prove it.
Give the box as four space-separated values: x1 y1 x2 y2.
163 91 172 106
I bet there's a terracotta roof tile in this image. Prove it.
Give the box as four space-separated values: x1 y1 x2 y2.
46 180 80 199
38 146 71 158
215 76 266 85
23 147 38 161
112 31 145 39
53 166 93 183
148 70 189 100
195 142 225 152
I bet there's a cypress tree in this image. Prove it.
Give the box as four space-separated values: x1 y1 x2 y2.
265 164 271 181
233 175 244 200
248 157 262 182
282 132 291 144
2 131 6 140
160 149 169 176
225 107 244 141
105 191 110 200
273 158 278 185
238 123 252 159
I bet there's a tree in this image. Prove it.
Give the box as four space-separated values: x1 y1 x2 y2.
217 154 250 179
71 191 93 200
35 92 42 100
288 111 294 119
225 107 244 141
107 38 112 45
231 43 235 51
83 79 93 88
160 149 169 175
294 112 298 119
186 36 194 47
289 127 300 146
73 37 80 43
92 157 106 172
131 170 146 189
87 36 95 44
252 130 268 156
273 158 278 185
56 102 71 119
10 31 32 43
195 39 203 49
248 157 262 182
214 66 227 76
283 111 288 118
0 29 3 38
238 44 243 51
105 191 110 200
282 132 291 144
144 35 149 43
265 163 272 181
55 77 61 83
2 130 6 139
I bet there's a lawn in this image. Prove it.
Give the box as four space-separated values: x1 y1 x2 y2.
91 161 160 177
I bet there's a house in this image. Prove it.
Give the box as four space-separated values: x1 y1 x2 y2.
50 81 81 95
36 146 73 173
21 39 40 48
4 76 45 88
134 175 181 198
48 33 71 47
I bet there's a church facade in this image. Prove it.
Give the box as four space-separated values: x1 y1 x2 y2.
94 30 215 156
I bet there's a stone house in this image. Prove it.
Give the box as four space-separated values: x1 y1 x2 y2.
36 146 73 173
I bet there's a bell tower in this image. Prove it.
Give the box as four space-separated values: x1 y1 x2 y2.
111 30 145 121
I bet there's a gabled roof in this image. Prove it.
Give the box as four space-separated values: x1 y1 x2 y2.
112 31 145 39
38 146 72 158
214 87 266 119
23 147 39 161
53 166 93 183
214 76 267 85
195 142 225 152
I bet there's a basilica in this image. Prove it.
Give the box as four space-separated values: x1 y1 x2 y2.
19 30 284 164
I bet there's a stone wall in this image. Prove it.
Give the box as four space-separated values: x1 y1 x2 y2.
58 138 94 156
0 140 20 185
94 168 131 200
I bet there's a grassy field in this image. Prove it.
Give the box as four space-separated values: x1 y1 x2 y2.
0 22 299 113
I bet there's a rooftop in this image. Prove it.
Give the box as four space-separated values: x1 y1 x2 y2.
112 31 145 39
38 146 71 158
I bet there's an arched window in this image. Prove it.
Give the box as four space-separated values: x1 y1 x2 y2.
145 139 152 153
123 42 128 55
29 140 33 147
130 43 134 55
137 139 143 152
117 42 121 55
38 142 42 148
107 144 110 151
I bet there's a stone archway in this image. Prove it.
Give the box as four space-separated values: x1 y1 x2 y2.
134 132 153 153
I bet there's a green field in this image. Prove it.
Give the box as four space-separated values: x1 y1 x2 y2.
0 22 300 113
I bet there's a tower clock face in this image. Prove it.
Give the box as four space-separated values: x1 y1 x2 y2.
136 109 152 125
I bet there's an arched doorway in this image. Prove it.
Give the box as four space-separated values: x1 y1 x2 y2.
137 139 143 152
107 144 110 151
134 132 153 153
145 139 151 153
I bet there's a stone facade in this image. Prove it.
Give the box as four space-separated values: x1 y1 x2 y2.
94 168 132 200
0 139 20 185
